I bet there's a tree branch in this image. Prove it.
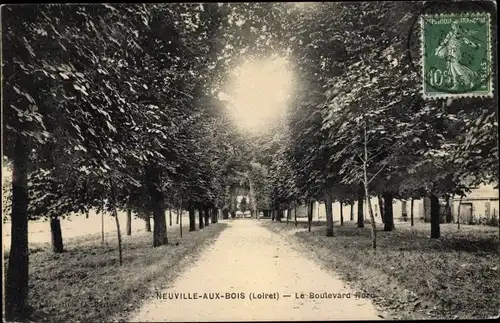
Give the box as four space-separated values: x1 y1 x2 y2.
356 152 365 164
366 135 377 145
352 164 364 171
366 148 385 164
368 162 388 185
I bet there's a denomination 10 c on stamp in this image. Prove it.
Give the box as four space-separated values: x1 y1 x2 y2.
420 12 492 99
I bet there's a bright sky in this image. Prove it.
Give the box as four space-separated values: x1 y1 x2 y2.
220 57 294 132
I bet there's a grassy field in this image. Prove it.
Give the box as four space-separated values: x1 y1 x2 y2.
3 220 229 323
261 219 500 320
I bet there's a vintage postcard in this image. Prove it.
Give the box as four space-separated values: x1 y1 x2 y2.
2 1 498 322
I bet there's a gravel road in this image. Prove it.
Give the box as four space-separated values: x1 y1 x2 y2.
129 219 381 322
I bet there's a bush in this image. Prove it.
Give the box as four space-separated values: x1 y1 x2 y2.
467 215 477 225
487 215 499 227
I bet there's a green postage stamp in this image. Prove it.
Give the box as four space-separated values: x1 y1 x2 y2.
420 12 493 99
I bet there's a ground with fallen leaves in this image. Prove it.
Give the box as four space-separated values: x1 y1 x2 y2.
261 219 500 320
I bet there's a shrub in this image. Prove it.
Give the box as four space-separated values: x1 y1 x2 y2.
487 215 499 227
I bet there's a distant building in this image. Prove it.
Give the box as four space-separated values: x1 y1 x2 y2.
404 184 499 224
451 184 499 224
298 183 499 226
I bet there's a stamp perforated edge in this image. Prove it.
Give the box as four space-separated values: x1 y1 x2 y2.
420 12 494 100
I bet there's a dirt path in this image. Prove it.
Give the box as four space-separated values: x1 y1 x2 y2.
129 219 381 322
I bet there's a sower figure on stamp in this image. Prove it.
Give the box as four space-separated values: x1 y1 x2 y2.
435 21 480 91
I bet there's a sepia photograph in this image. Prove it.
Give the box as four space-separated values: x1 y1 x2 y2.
1 1 499 322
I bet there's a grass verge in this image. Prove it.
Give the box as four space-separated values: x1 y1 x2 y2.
261 219 500 320
3 221 228 323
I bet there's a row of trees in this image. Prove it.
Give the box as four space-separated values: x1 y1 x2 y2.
3 3 296 319
251 2 497 248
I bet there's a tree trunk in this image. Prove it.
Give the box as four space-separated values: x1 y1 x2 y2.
114 213 123 265
383 192 394 231
363 121 377 249
410 198 415 227
401 200 408 221
179 206 183 238
169 209 172 226
365 188 377 249
286 208 289 224
308 200 313 232
445 195 452 223
211 208 218 223
162 210 167 243
271 209 275 221
199 209 205 229
101 201 105 245
176 210 180 224
222 209 229 219
277 209 282 222
152 204 167 247
378 195 385 222
340 201 344 226
325 192 334 237
457 195 463 230
430 194 440 239
317 202 321 224
145 165 167 247
189 208 196 231
110 184 123 266
350 201 354 221
229 187 237 218
126 208 132 236
5 135 31 321
204 208 210 227
423 197 431 222
363 181 377 249
248 176 258 219
294 205 297 227
50 216 64 253
145 215 151 232
357 188 364 228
